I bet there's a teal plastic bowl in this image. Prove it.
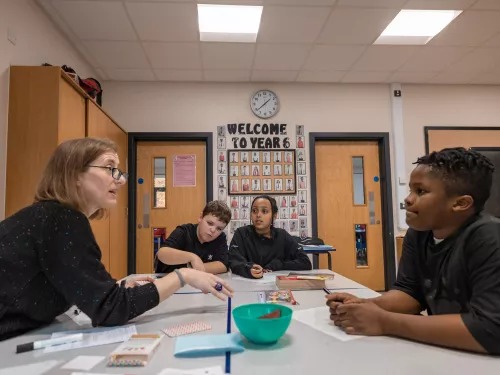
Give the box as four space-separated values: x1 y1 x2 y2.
232 303 293 345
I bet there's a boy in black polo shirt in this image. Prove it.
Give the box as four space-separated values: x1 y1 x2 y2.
326 148 500 354
229 195 311 278
155 201 231 275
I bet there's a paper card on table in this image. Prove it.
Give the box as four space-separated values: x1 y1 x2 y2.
0 360 62 375
293 306 364 342
158 366 224 375
173 333 244 357
230 271 289 284
61 356 105 371
44 325 137 353
163 321 212 337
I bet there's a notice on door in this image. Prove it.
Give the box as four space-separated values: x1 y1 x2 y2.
173 155 196 187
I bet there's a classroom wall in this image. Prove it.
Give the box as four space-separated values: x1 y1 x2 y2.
0 0 95 220
102 81 396 242
402 84 500 176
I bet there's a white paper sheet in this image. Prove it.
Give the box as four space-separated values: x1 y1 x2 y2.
158 366 224 375
44 325 137 353
293 306 365 342
61 356 105 371
230 271 289 284
0 360 62 375
347 289 382 299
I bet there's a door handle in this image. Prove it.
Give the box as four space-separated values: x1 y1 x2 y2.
143 193 150 228
369 191 375 225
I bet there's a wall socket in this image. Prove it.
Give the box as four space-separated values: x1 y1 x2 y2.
7 28 17 45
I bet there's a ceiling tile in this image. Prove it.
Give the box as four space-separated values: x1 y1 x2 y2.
253 44 311 70
83 41 150 69
341 71 391 83
388 71 438 83
447 47 500 72
251 70 298 82
154 69 203 81
265 0 336 5
303 45 366 70
484 33 500 46
353 46 419 71
258 6 331 43
471 0 500 10
51 1 136 41
398 46 473 72
204 70 251 82
317 8 399 44
201 43 255 70
143 42 201 69
429 10 500 47
403 0 476 10
337 0 406 8
126 2 198 42
104 69 156 81
296 70 346 82
429 70 480 83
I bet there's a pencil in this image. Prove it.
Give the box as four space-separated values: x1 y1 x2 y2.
323 288 331 295
225 297 232 374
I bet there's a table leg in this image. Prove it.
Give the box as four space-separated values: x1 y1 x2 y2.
327 252 332 270
312 254 319 269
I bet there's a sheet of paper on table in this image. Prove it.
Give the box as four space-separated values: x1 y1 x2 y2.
158 366 224 375
293 306 365 342
44 325 137 353
0 360 62 375
230 271 290 284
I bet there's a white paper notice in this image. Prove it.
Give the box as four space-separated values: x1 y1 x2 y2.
61 356 105 371
173 155 196 187
230 271 288 284
44 325 137 353
0 360 62 375
293 306 365 342
158 366 224 375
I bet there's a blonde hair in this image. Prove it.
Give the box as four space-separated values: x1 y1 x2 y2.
34 138 117 220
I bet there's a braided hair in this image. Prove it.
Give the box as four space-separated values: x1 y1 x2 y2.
414 147 495 211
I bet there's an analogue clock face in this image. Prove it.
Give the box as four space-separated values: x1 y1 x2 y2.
250 90 279 119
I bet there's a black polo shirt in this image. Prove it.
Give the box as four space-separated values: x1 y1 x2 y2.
393 213 500 354
229 225 312 278
154 224 229 274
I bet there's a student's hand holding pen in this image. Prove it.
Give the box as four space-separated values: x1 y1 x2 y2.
325 292 364 322
250 264 264 279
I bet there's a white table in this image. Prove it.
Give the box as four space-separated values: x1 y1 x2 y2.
1 271 498 374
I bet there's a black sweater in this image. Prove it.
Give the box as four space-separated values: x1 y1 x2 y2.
0 201 159 341
229 225 311 278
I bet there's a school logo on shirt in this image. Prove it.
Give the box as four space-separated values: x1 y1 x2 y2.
208 254 213 261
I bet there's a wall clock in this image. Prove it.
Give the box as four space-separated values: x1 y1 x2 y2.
250 90 279 119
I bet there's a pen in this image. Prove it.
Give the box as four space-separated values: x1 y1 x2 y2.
16 333 83 354
323 288 331 295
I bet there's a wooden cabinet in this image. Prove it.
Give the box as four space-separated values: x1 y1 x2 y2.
6 66 128 280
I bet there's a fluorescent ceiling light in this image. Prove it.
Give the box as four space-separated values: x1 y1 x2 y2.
374 9 462 45
198 4 263 43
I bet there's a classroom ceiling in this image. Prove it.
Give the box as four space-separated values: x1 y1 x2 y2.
36 0 500 84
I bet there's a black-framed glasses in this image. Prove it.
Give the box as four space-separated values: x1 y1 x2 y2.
88 166 129 181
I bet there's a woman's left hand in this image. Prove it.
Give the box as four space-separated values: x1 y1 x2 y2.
121 275 157 288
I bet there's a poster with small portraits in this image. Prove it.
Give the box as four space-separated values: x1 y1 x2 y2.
297 162 306 175
230 221 240 234
290 207 298 219
280 207 289 219
232 208 240 220
300 217 307 229
279 196 289 207
290 195 298 207
297 150 305 162
240 207 250 220
217 126 226 137
299 190 307 203
241 196 251 208
296 125 304 136
227 150 296 195
217 175 227 189
297 176 307 189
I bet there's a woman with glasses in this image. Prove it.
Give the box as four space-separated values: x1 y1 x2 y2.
0 138 233 341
